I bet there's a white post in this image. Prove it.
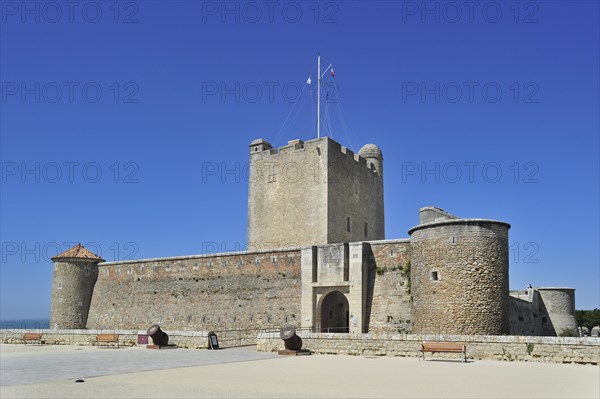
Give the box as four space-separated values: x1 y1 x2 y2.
317 53 321 139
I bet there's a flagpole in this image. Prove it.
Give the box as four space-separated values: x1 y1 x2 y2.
317 53 321 139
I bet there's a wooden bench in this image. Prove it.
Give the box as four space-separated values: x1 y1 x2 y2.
96 334 120 348
22 333 43 345
420 342 467 362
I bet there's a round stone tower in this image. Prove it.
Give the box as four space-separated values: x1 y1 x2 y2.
408 207 511 335
358 144 383 177
536 287 578 336
50 244 104 329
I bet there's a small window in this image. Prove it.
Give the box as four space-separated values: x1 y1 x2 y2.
57 282 62 290
202 316 206 323
187 315 192 323
431 271 439 281
364 222 368 238
329 310 333 319
387 316 393 323
347 217 351 232
542 317 548 323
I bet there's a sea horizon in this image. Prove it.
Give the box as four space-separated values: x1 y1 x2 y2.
1 319 50 329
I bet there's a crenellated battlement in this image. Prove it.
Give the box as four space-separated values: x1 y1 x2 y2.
250 137 377 173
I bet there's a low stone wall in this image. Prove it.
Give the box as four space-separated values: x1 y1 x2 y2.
257 332 600 365
1 328 258 349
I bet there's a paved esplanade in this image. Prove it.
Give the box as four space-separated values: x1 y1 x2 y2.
1 344 598 398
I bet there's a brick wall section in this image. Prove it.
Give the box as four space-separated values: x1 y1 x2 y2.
256 332 600 365
366 240 413 333
86 248 301 332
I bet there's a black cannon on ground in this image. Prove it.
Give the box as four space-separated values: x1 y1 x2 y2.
280 325 303 351
147 324 169 346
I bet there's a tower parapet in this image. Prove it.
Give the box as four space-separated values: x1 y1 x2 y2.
50 244 103 329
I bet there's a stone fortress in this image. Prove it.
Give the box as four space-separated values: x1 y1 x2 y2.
50 137 578 337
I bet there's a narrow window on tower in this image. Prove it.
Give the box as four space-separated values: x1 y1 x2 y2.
347 217 351 232
364 222 368 238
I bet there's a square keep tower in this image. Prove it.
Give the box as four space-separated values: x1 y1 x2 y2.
247 137 384 249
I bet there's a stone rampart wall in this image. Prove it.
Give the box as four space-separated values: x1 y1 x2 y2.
366 240 412 333
85 248 302 332
257 332 600 365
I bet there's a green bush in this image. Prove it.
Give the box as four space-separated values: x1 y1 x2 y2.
558 327 578 337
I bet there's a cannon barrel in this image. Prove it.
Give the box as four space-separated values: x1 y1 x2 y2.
280 325 302 351
147 324 169 346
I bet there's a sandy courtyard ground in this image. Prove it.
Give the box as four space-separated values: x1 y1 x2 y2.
1 344 598 398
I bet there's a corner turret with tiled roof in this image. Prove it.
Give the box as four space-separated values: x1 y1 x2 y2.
50 243 103 329
51 243 105 262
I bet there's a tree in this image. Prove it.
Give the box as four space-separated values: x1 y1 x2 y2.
575 309 600 329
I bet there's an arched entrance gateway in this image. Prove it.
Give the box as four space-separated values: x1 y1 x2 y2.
320 291 349 333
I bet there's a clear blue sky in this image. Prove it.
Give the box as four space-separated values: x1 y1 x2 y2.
1 1 598 319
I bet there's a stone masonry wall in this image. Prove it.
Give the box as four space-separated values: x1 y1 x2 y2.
366 240 412 333
537 288 578 336
257 332 600 365
86 248 301 332
326 139 384 244
410 221 510 335
1 328 255 349
50 259 99 329
509 292 543 336
248 139 328 248
247 137 384 248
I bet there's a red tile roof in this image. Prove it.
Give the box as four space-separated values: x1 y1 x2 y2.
51 243 104 262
